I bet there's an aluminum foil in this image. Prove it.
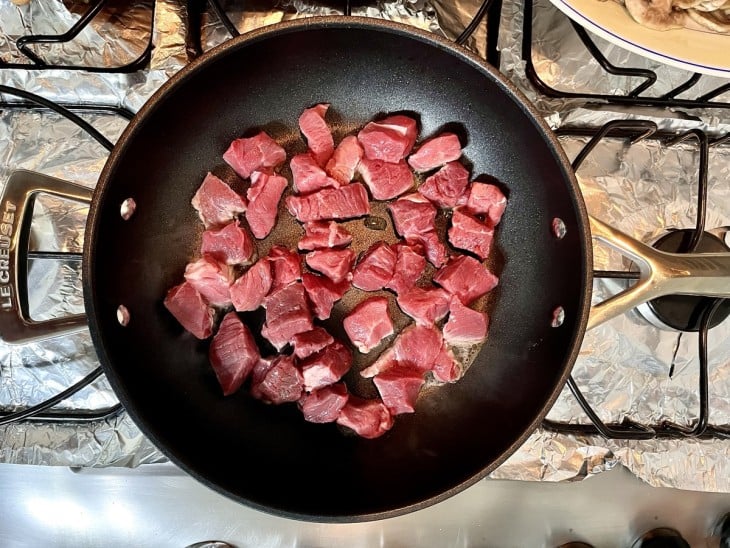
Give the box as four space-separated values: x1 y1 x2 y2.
2 0 730 496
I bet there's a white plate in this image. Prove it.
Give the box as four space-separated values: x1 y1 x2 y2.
549 0 730 78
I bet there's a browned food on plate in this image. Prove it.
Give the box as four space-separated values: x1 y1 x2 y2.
407 132 462 173
200 220 255 266
298 221 353 251
223 131 286 179
209 311 260 396
229 259 271 312
163 281 214 339
183 255 233 307
299 383 349 423
299 103 335 167
357 115 418 163
343 296 394 353
191 172 247 229
286 183 370 222
433 255 499 305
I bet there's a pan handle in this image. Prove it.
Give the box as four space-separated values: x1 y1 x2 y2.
0 170 92 344
588 215 730 330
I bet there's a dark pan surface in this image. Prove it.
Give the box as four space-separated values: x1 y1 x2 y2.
84 18 592 521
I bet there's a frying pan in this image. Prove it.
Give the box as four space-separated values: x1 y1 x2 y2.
4 19 594 520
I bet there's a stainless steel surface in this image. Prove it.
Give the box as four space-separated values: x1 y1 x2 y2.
1 462 729 547
588 215 730 329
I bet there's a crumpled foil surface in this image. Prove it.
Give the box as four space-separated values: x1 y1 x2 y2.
2 0 730 494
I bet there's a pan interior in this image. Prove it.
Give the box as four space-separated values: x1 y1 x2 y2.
85 21 589 520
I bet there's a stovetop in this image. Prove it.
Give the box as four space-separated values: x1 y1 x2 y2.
0 0 729 496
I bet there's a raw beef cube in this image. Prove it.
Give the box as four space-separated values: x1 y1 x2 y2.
433 255 499 305
223 131 286 179
230 259 272 312
385 243 426 295
292 327 334 359
359 347 397 379
360 325 443 377
418 161 470 208
290 153 339 194
351 241 397 292
300 340 353 391
286 183 370 222
373 367 425 415
396 286 450 326
245 170 288 239
191 172 247 229
305 248 355 284
298 221 353 251
326 135 363 184
448 208 494 260
408 230 448 268
184 255 233 307
267 246 302 291
357 115 418 163
299 103 334 167
336 396 394 439
250 354 304 404
443 298 489 344
209 312 259 396
343 297 394 353
466 182 507 227
163 281 214 339
387 193 437 238
432 343 462 383
299 383 349 423
408 133 462 173
261 283 313 350
200 220 254 266
357 158 414 201
302 272 350 320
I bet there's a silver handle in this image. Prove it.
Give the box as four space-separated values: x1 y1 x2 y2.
588 215 730 330
0 170 92 344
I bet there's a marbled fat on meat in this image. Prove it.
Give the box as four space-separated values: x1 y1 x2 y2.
163 281 214 339
299 383 349 423
305 248 355 284
418 161 470 208
245 170 288 239
230 259 271 312
261 283 313 350
357 115 418 163
298 221 353 251
286 183 370 222
223 131 286 179
191 172 247 229
184 255 232 307
433 255 498 305
351 241 397 292
357 158 414 201
407 230 448 268
387 193 437 238
343 297 394 353
209 312 260 396
200 220 254 266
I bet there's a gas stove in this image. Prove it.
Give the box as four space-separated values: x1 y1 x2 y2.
1 0 730 545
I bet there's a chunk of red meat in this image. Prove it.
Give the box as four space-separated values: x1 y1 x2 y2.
301 272 350 320
261 283 313 350
432 343 463 383
250 354 304 404
163 281 214 339
266 246 302 291
433 255 498 305
223 131 286 179
336 396 394 439
209 312 259 396
184 255 232 307
286 183 370 222
360 325 443 377
351 241 397 292
448 208 494 260
298 221 353 251
343 297 394 353
443 298 489 344
300 340 353 392
408 133 462 173
245 170 287 239
200 220 254 266
466 182 507 227
230 259 272 312
326 135 363 184
373 367 425 415
357 115 418 163
396 286 450 326
385 243 426 295
357 158 413 201
407 230 448 268
290 153 339 194
292 327 334 359
299 103 334 167
299 383 349 423
387 193 437 238
418 161 470 208
305 248 355 284
191 172 247 229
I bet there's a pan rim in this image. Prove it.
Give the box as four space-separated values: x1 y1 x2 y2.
83 16 593 522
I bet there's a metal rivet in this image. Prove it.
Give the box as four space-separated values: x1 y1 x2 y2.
552 217 566 239
551 306 565 328
120 198 136 220
117 305 130 326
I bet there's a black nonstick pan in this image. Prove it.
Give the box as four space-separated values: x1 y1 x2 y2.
79 18 591 521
